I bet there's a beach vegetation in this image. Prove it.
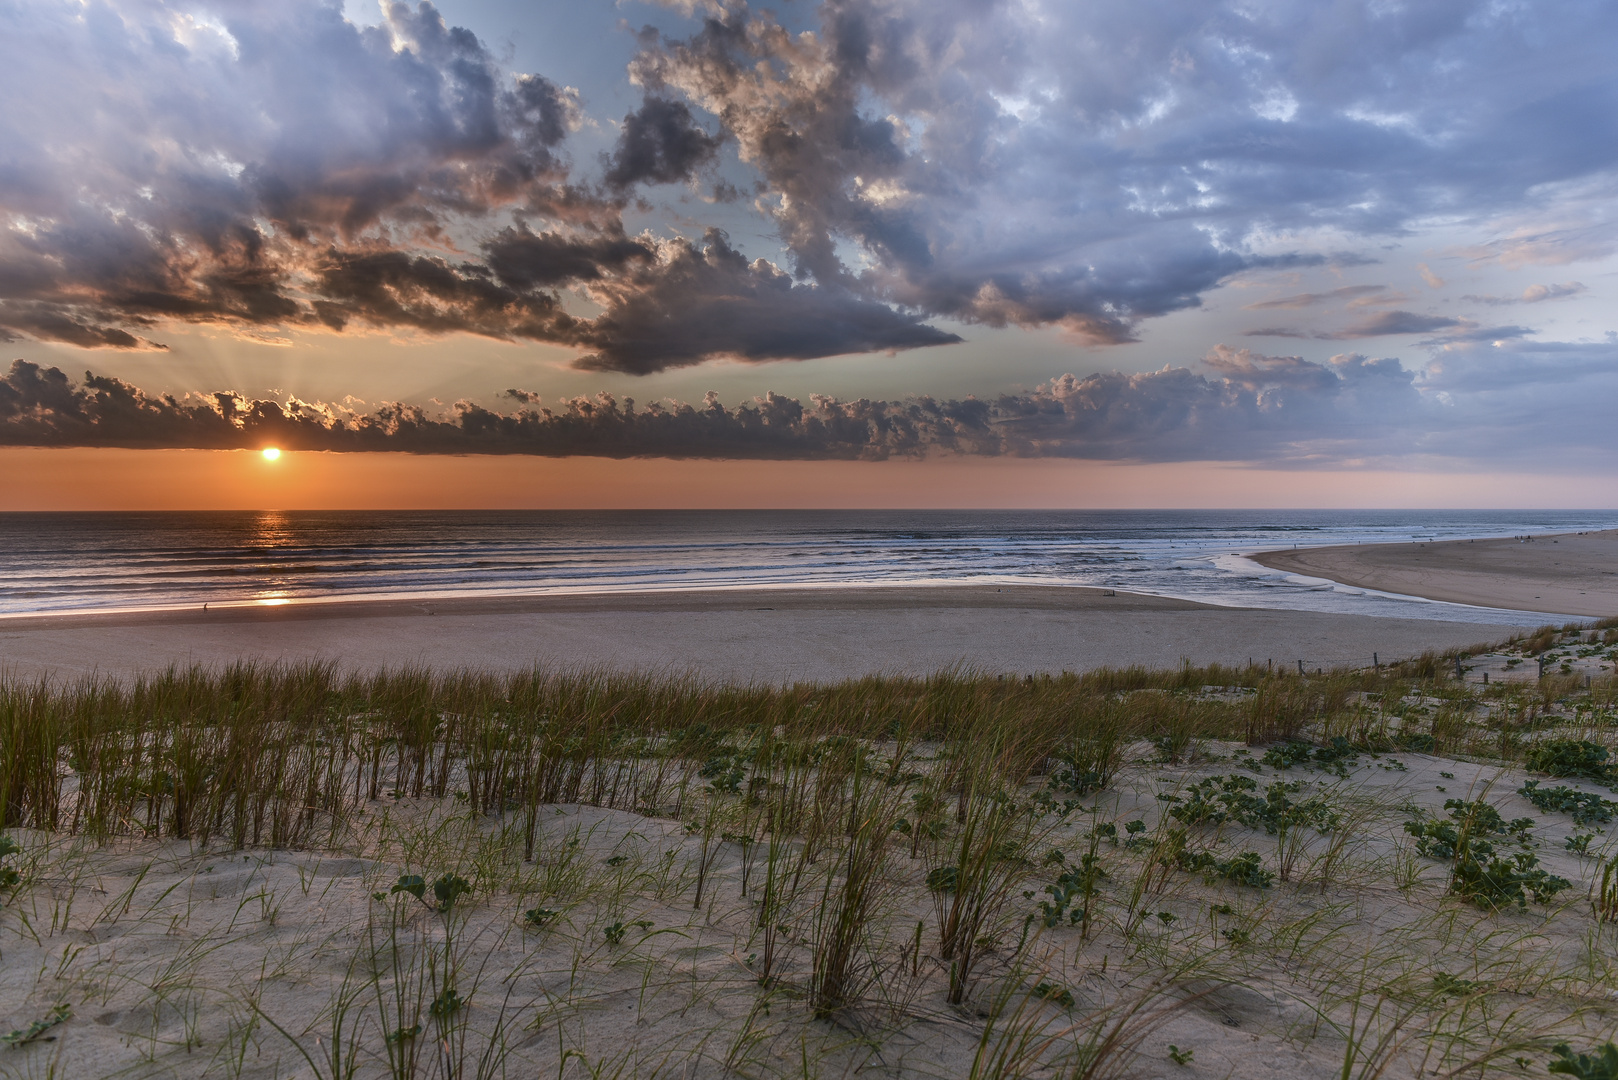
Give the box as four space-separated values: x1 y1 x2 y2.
1519 781 1618 826
1526 739 1613 780
0 644 1616 1075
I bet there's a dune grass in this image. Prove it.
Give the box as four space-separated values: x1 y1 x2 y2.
2 622 1618 1076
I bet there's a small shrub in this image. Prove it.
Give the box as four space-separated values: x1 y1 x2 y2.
1519 781 1617 826
1175 848 1274 888
925 865 960 894
0 1005 69 1048
389 872 471 913
0 836 19 890
1431 973 1490 997
1526 739 1612 780
1121 820 1149 850
1404 800 1533 860
1310 736 1360 776
1032 980 1075 1008
1449 851 1570 910
603 919 653 945
699 752 747 794
1036 854 1105 928
1048 729 1125 795
1548 1042 1618 1079
1407 799 1567 909
522 907 560 929
1167 775 1336 835
1261 742 1314 770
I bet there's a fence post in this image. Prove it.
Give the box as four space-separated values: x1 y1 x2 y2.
1373 652 1379 672
1298 659 1305 676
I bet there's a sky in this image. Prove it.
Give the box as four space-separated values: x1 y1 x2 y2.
2 0 1618 509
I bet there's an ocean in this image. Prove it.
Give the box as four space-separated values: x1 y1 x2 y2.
1 509 1613 625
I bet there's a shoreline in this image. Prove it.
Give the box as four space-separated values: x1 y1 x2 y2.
1251 528 1618 619
0 583 1516 684
0 581 1156 628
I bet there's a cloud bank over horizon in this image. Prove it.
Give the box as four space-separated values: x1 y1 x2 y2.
3 0 1616 382
6 333 1616 468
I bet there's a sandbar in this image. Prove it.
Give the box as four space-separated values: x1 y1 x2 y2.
0 585 1513 683
1252 529 1618 618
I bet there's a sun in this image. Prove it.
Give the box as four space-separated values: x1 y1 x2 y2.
261 447 281 461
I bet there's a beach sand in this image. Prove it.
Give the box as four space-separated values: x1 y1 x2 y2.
1252 528 1618 618
3 744 1610 1078
0 585 1511 683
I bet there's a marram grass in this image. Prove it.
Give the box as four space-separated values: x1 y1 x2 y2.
0 623 1617 1077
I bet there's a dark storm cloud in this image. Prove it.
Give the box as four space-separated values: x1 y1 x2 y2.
13 337 1616 467
0 1 606 349
0 0 954 372
603 98 725 189
570 230 960 373
0 303 161 351
483 227 654 291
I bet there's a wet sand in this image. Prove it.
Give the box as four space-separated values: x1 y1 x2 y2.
0 585 1511 683
1252 529 1618 618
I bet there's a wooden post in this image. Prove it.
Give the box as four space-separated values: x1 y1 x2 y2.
1298 659 1305 676
1373 652 1379 672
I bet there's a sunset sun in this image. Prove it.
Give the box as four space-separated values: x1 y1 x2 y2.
261 447 280 462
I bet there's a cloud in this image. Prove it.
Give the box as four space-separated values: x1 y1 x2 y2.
603 97 724 189
3 0 1618 371
0 1 595 347
1454 223 1618 268
16 337 1613 467
1462 282 1587 305
0 0 948 372
1414 325 1533 346
1326 311 1467 338
568 230 960 373
1421 335 1618 392
627 0 1618 346
12 331 1618 467
1410 336 1618 459
1243 286 1384 310
1246 310 1530 342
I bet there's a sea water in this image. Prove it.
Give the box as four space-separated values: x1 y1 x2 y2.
1 509 1613 625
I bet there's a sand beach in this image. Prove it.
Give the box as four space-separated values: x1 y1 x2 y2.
2 569 1615 1078
0 584 1514 684
1253 528 1618 618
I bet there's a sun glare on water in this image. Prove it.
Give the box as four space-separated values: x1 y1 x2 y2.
261 447 281 461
